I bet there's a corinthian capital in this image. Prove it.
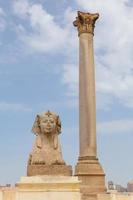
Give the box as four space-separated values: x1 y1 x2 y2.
73 11 99 36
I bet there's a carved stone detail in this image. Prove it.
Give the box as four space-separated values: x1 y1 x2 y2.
73 11 99 36
28 111 65 166
27 111 72 176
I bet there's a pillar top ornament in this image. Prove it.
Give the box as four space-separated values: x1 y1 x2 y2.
73 11 99 36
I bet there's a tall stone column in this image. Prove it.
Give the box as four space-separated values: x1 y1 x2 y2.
73 11 106 200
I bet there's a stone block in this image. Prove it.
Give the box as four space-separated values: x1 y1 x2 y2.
16 176 81 200
75 159 106 200
27 164 72 176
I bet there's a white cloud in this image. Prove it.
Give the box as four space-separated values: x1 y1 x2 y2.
0 102 32 112
75 0 133 109
0 7 6 31
97 119 133 135
13 1 78 97
62 64 78 96
13 0 69 53
13 0 30 18
12 0 133 109
96 93 114 111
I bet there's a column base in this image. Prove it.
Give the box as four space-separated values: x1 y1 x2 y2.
27 164 72 176
75 157 106 200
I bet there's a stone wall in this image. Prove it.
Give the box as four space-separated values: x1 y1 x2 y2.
128 182 133 192
97 193 133 200
1 188 133 200
0 191 2 200
0 188 16 200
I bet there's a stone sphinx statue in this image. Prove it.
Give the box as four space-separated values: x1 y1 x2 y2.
29 111 65 165
27 111 72 176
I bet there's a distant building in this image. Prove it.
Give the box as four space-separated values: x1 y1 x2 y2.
115 184 127 192
108 181 127 193
0 184 11 188
127 180 133 192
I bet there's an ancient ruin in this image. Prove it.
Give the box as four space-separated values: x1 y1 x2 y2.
27 111 72 176
73 11 106 200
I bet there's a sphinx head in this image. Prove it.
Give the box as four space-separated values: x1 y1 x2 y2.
32 111 61 135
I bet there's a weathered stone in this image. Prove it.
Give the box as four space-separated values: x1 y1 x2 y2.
27 164 72 176
75 159 106 200
73 11 106 200
15 176 81 200
73 11 99 36
27 111 72 176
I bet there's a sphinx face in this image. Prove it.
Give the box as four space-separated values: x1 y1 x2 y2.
40 115 56 134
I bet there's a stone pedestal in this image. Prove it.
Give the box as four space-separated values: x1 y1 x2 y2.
16 176 81 200
27 164 72 176
75 159 106 200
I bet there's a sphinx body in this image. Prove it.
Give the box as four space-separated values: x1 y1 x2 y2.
28 111 65 165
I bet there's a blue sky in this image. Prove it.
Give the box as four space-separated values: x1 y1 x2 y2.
0 0 133 187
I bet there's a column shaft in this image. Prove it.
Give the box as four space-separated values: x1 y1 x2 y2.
79 33 96 158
